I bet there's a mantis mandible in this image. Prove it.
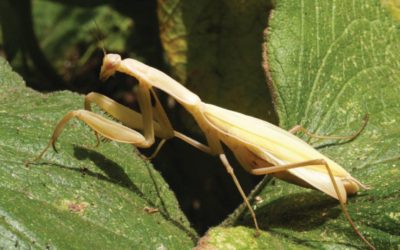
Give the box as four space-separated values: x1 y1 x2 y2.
33 53 375 249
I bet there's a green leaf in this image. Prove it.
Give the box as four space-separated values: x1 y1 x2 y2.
32 1 132 70
157 0 276 123
381 0 400 21
196 226 307 250
0 58 197 248
201 0 400 249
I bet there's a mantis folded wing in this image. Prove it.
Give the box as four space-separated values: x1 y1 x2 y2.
32 53 375 249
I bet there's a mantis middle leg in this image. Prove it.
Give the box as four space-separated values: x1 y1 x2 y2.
219 154 261 235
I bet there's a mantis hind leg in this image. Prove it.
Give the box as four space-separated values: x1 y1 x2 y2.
289 114 368 141
250 160 375 250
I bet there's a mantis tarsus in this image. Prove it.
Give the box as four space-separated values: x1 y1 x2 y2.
32 53 375 249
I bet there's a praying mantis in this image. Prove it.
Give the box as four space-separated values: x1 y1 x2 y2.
32 53 375 249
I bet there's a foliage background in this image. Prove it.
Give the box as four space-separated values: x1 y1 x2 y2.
0 0 268 236
0 0 399 249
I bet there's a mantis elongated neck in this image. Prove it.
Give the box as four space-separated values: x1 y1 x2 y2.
120 59 201 107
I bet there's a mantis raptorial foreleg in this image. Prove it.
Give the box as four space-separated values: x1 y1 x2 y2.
84 92 174 150
32 87 176 162
85 91 214 157
86 89 181 159
32 109 150 162
84 92 148 147
85 92 147 132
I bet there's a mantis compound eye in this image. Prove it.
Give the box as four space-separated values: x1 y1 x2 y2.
99 53 121 81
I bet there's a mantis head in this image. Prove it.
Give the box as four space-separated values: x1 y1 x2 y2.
100 53 122 81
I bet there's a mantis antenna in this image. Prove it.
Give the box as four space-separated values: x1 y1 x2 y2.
92 20 107 56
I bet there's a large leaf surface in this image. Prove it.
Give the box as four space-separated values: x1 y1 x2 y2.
157 0 276 122
197 0 400 249
0 58 196 249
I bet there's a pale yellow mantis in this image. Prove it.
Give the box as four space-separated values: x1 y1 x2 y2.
33 53 375 249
